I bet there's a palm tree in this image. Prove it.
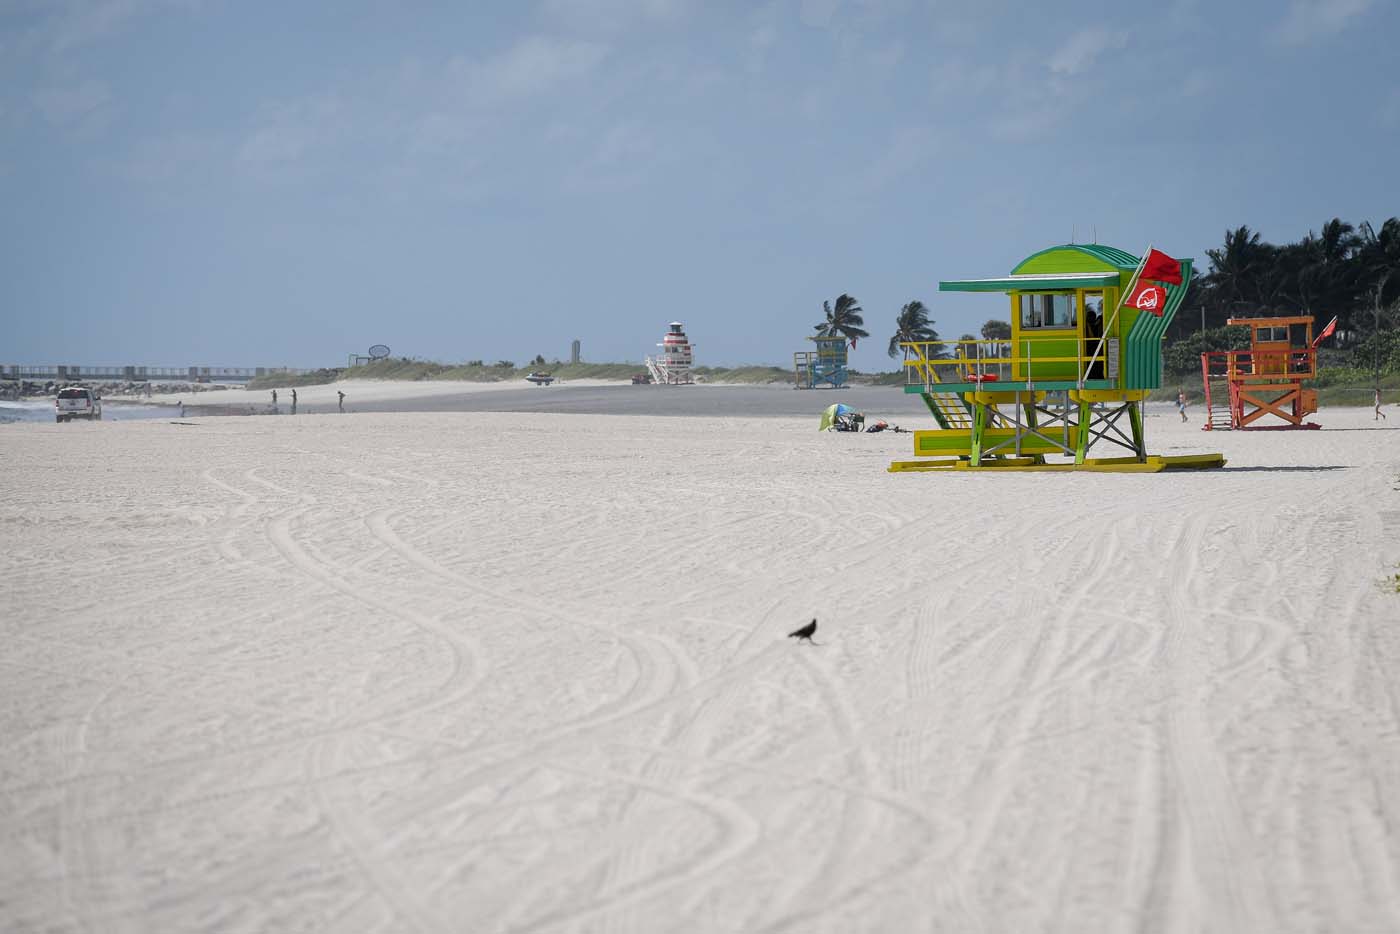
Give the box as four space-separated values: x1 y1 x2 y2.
887 300 940 357
1358 217 1400 327
979 319 1012 340
979 318 1013 362
814 293 870 347
1318 217 1360 265
1204 225 1272 319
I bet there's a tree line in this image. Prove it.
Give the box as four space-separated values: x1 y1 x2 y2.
814 217 1400 376
1173 218 1400 340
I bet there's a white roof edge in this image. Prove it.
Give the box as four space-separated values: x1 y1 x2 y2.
956 272 1120 282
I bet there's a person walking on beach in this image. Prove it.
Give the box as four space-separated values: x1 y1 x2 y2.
177 400 184 418
337 390 345 414
290 388 297 415
1176 389 1188 423
1377 387 1387 421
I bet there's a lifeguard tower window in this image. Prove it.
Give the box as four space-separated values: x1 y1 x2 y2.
1020 293 1077 329
1084 292 1104 332
1289 323 1309 346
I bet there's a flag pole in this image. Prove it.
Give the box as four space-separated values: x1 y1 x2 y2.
1081 243 1151 387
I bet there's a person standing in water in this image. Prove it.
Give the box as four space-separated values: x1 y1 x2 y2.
337 391 345 414
290 388 297 415
271 389 278 407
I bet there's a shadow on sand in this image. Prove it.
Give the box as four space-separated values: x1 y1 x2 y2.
1219 465 1350 473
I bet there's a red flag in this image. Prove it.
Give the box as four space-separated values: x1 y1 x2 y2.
849 337 858 349
1125 282 1168 316
1140 248 1183 285
1311 315 1337 348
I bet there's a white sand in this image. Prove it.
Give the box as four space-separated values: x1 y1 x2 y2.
2 408 1398 933
139 378 627 407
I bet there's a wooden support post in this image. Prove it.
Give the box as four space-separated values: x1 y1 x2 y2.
1074 398 1091 465
1023 395 1046 465
1128 402 1146 461
970 401 986 467
1238 385 1304 427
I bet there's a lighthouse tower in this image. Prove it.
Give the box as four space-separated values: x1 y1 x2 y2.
645 322 696 384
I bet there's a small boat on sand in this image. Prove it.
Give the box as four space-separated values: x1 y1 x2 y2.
524 372 555 385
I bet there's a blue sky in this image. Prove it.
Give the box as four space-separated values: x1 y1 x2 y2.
3 0 1397 370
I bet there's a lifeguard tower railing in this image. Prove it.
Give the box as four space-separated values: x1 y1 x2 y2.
900 335 1119 392
1200 348 1316 382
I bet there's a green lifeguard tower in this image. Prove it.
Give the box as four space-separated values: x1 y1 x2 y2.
891 243 1224 472
793 335 849 389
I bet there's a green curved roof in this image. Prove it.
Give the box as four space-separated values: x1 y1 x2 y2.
1012 244 1140 274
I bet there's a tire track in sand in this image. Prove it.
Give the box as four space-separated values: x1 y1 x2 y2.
494 761 760 934
364 507 689 736
1147 510 1279 933
262 485 489 934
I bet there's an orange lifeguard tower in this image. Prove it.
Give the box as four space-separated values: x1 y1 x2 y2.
1200 315 1320 430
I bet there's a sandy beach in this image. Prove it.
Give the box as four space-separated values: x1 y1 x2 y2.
136 378 940 420
2 404 1399 933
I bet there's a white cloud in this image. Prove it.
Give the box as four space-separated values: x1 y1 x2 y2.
238 125 311 166
990 104 1066 143
32 79 110 124
747 22 777 73
539 0 688 34
596 121 655 166
120 130 220 183
800 0 841 28
928 59 999 101
860 125 936 192
554 123 660 194
406 111 469 156
237 95 342 169
446 35 608 107
34 0 197 53
1271 0 1373 45
869 39 903 70
1047 27 1129 76
1181 69 1213 98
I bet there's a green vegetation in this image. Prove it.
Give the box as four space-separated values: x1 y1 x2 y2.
246 368 345 389
691 365 792 384
1161 217 1400 404
980 319 1012 341
249 357 910 388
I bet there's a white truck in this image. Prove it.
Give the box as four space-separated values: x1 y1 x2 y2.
55 386 102 422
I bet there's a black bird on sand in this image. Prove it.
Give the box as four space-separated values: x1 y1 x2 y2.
788 618 818 644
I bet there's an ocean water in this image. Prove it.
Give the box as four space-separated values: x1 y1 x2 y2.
0 400 176 424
